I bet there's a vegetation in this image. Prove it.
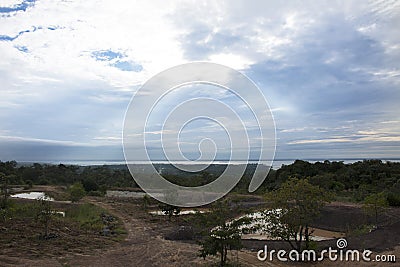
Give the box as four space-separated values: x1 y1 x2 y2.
363 192 389 228
198 201 250 266
264 178 333 252
158 203 181 221
0 172 10 209
69 182 86 202
35 198 53 238
0 158 399 265
1 159 399 207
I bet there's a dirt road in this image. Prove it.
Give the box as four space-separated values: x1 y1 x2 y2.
65 198 282 267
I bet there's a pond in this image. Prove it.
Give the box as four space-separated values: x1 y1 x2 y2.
11 192 54 201
149 210 207 216
232 210 345 241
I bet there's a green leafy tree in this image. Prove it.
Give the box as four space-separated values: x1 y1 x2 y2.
35 197 53 238
69 182 86 202
199 221 243 266
264 177 333 252
363 192 388 228
82 178 99 192
0 172 9 209
198 201 250 266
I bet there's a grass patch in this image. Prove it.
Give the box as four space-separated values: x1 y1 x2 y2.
66 203 105 231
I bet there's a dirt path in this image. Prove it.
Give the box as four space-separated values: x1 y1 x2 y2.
62 198 207 267
0 196 281 267
64 198 283 267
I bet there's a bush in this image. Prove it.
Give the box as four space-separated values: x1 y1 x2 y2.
69 182 86 202
387 192 400 207
82 178 99 192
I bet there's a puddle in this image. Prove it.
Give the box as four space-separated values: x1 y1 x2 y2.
11 192 54 201
149 210 207 216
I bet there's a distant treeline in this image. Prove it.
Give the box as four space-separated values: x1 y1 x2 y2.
0 161 135 192
1 159 399 205
267 159 400 206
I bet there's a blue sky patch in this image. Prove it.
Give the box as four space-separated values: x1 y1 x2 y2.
91 49 143 72
92 50 124 61
0 0 36 13
112 61 143 72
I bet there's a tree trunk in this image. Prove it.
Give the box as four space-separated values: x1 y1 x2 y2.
220 246 225 266
305 225 310 249
296 225 304 252
224 246 227 265
45 219 49 237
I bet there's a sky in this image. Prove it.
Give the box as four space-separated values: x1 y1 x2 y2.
0 0 399 163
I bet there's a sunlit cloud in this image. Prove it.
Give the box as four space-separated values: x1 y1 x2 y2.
0 0 399 161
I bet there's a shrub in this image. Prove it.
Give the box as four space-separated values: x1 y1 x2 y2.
69 182 86 202
387 192 400 207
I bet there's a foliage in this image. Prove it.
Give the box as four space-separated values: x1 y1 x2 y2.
35 197 53 238
66 203 105 231
264 177 333 252
363 192 389 228
82 177 99 192
198 201 250 266
0 172 10 209
387 192 400 207
1 159 400 204
68 182 86 202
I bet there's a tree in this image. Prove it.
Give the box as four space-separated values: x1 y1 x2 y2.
363 192 388 228
0 172 10 209
264 177 333 252
198 201 250 266
82 178 99 192
35 197 53 238
199 221 243 266
69 182 86 202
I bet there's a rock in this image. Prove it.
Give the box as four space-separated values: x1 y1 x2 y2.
102 226 111 236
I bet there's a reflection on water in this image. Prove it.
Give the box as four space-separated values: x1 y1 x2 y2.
11 192 54 201
236 210 345 241
149 210 207 216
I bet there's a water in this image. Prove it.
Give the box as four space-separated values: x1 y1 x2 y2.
11 192 54 201
229 210 345 241
149 210 207 216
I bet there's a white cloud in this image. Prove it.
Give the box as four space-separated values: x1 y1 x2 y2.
1 0 399 161
208 53 253 70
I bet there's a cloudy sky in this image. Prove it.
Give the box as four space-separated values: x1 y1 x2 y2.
0 0 399 163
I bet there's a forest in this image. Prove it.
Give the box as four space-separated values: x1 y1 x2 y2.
1 159 399 206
